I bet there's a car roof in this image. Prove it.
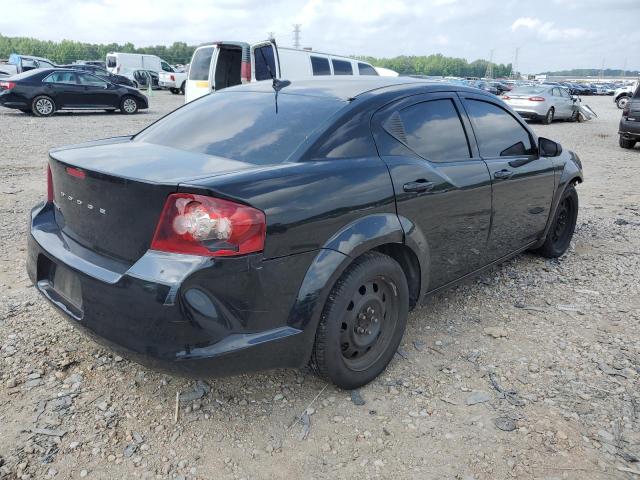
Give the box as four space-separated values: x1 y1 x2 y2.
224 77 486 101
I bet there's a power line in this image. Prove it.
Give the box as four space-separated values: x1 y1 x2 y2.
292 24 301 49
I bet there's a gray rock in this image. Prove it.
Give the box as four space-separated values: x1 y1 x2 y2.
466 391 491 405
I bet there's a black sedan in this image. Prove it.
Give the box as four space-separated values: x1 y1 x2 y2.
27 78 582 388
0 68 148 116
58 64 136 88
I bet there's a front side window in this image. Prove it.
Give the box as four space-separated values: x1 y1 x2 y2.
161 61 174 72
464 99 534 157
44 71 76 84
311 56 331 76
332 59 353 76
189 47 214 81
106 56 116 68
254 46 276 81
399 99 470 162
358 63 378 76
77 73 108 87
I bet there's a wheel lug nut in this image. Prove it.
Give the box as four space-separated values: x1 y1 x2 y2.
373 318 378 323
365 329 371 335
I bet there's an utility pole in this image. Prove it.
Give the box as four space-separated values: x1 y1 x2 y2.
511 47 520 79
292 24 301 49
484 49 494 79
599 58 605 80
622 57 627 78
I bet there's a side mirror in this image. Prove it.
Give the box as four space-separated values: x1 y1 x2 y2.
539 137 562 157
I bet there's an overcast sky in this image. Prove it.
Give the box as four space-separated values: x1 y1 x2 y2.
1 0 638 73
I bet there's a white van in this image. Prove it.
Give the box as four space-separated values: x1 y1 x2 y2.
106 52 175 77
184 40 379 103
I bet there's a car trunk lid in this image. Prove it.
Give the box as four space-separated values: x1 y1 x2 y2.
48 138 259 263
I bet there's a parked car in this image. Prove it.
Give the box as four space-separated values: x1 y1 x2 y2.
0 54 56 76
0 68 148 116
58 64 136 88
467 80 499 95
132 70 160 89
159 66 187 94
614 84 637 109
77 60 107 69
185 40 378 103
106 52 175 77
502 85 577 124
26 78 582 388
619 84 640 149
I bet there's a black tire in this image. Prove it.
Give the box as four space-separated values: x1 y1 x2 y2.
31 95 55 117
619 136 636 149
616 96 629 109
541 107 554 125
180 81 186 95
120 96 139 114
569 109 579 122
310 251 409 389
534 184 578 258
169 88 179 94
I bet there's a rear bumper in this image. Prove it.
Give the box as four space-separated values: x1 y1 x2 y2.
619 119 640 138
27 202 316 377
159 81 177 88
509 104 547 119
0 91 29 108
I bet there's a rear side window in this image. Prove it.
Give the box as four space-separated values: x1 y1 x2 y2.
189 47 214 81
254 46 276 81
77 73 108 87
44 71 76 84
358 63 378 76
311 56 331 76
332 59 353 76
399 99 470 162
464 99 534 157
106 56 116 68
135 92 345 165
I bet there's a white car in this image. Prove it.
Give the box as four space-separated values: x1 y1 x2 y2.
159 68 187 94
614 83 637 109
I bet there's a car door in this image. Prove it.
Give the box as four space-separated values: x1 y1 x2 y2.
42 71 82 108
552 87 572 118
251 40 280 81
372 93 492 291
460 93 555 260
76 72 119 108
558 87 575 118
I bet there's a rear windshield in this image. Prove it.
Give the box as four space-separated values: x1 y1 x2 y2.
135 91 346 164
510 86 547 95
189 47 215 81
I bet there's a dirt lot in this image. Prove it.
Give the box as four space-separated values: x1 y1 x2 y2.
0 92 639 480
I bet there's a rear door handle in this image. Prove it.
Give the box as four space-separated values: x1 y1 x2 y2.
493 169 513 180
403 179 434 193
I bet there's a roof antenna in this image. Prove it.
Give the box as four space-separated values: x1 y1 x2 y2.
258 47 290 113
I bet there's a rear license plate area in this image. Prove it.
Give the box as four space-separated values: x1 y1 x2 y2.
37 255 83 319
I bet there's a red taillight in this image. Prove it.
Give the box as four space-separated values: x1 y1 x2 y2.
241 60 251 83
529 96 545 102
170 74 175 81
150 193 266 257
502 95 510 100
66 167 86 179
0 81 16 91
47 165 54 203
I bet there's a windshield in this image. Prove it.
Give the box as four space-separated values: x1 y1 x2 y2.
135 91 346 164
510 86 548 95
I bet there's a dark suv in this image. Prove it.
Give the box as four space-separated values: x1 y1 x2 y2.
27 78 583 388
619 84 640 149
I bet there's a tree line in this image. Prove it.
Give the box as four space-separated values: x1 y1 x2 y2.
542 68 639 77
1 34 516 77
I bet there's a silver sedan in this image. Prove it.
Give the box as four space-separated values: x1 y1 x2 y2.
502 86 576 124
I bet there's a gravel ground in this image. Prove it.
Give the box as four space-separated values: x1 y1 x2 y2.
0 92 639 480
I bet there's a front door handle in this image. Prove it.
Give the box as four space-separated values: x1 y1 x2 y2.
494 169 513 180
403 179 434 193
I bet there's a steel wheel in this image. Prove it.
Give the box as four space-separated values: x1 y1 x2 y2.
551 197 573 247
339 277 399 372
617 96 629 109
532 184 578 258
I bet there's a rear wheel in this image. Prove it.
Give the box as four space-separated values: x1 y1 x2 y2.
619 136 636 149
541 107 554 125
31 95 55 117
120 96 139 114
533 184 578 258
180 81 186 95
169 88 179 94
617 96 629 109
310 252 409 389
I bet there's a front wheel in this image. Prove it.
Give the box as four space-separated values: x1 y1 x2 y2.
310 252 409 389
541 107 554 125
617 96 629 109
120 96 139 114
620 136 636 149
31 95 55 117
169 88 179 94
533 184 578 258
